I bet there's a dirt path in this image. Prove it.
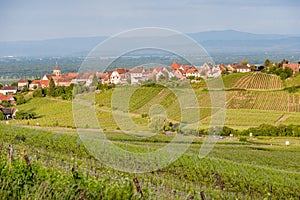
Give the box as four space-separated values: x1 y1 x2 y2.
275 114 291 125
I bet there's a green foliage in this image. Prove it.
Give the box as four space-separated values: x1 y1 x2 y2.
264 59 270 68
15 94 26 105
47 78 56 97
221 70 229 75
10 82 18 87
33 88 46 97
1 124 300 199
1 100 10 107
239 137 247 142
15 110 36 120
0 111 4 120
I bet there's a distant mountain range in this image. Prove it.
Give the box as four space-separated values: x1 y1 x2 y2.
0 30 299 57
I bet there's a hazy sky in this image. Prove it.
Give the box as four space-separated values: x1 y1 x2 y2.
0 0 299 41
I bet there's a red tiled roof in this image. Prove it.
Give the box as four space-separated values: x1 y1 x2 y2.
18 79 28 83
0 94 14 101
116 68 127 74
283 63 300 72
171 62 180 70
129 66 144 73
31 80 50 87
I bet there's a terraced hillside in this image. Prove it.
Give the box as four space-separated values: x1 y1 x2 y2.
223 72 283 90
11 86 300 130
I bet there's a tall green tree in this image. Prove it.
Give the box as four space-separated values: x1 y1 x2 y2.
48 78 56 97
264 59 271 68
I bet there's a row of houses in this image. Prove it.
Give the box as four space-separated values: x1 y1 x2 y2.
13 61 224 90
105 62 225 85
5 60 300 94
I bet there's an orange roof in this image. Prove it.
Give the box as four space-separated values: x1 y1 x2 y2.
283 63 300 72
171 61 180 70
0 94 14 101
67 72 79 77
186 68 198 74
31 80 50 86
18 79 28 83
116 68 127 74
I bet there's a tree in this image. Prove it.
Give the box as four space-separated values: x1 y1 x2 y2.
15 94 26 105
10 82 18 87
264 59 271 68
1 100 10 107
89 74 98 92
221 70 229 75
250 65 256 71
47 78 56 97
283 67 293 78
0 83 3 89
21 85 29 93
90 74 98 87
33 88 45 97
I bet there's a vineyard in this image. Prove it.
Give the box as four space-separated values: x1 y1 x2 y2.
229 73 283 90
1 124 300 199
9 86 300 130
226 90 300 112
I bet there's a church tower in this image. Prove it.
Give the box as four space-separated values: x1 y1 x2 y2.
53 60 61 76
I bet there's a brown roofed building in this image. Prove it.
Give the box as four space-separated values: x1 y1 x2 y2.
283 63 300 74
0 86 17 95
17 79 29 90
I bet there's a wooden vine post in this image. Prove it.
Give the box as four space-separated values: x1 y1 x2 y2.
8 144 13 171
133 178 143 197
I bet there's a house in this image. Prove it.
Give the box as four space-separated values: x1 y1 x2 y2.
42 61 62 81
186 68 200 78
0 107 18 120
17 79 29 90
0 86 17 95
217 64 227 72
233 65 251 73
97 72 110 84
227 62 251 73
29 80 50 90
202 62 214 69
179 64 190 72
0 94 15 105
71 72 95 86
110 70 121 84
155 67 175 81
128 66 145 84
170 61 180 70
283 63 300 74
207 66 221 78
173 69 185 80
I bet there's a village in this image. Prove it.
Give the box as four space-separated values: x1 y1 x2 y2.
0 59 300 114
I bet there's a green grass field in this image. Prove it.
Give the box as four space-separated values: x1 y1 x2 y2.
3 72 300 199
0 124 299 199
11 86 300 131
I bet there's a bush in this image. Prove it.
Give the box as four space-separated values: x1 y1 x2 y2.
15 110 36 120
239 137 247 142
0 111 4 120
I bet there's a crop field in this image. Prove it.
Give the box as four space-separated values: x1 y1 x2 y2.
0 124 299 199
224 72 283 90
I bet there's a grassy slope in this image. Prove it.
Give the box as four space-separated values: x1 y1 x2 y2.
0 124 299 199
10 90 300 130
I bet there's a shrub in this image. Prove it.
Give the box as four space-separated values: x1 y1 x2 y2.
15 110 36 120
0 111 4 120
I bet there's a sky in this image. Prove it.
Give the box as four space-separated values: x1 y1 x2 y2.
0 0 299 41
